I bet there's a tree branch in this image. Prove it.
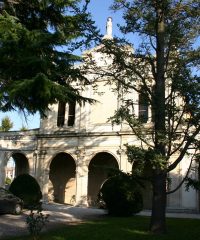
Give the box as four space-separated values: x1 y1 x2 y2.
166 156 193 195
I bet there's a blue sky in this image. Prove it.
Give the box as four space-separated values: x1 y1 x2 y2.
88 0 122 36
0 0 119 130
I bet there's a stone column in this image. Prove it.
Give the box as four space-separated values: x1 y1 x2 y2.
27 151 36 177
0 151 7 187
42 169 50 202
36 150 49 201
75 164 89 206
75 149 89 206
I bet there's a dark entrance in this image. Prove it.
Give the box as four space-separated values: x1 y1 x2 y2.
49 153 76 204
88 152 119 206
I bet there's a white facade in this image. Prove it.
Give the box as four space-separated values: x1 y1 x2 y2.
0 78 198 211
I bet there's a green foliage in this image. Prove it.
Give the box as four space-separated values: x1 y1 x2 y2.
5 177 12 185
26 209 49 240
20 125 28 131
185 155 200 192
0 116 13 131
0 0 98 116
126 145 168 172
99 172 143 216
9 174 42 208
185 177 200 192
126 145 146 163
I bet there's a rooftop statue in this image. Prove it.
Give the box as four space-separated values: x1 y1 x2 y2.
103 17 113 39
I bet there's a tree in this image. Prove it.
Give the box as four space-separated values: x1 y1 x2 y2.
0 116 13 131
0 0 98 116
20 125 28 131
84 0 200 234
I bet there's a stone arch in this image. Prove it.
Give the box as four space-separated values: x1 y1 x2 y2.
11 152 29 177
87 151 119 206
49 152 76 204
3 151 29 188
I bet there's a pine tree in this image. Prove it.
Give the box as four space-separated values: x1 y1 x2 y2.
0 0 98 116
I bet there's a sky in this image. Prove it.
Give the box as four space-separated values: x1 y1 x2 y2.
0 0 121 131
88 0 123 37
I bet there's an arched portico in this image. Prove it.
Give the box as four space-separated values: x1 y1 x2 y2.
87 151 119 206
49 152 76 204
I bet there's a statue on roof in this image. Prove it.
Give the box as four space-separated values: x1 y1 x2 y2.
103 17 113 39
106 17 112 37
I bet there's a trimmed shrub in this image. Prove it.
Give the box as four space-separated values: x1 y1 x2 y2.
99 172 143 216
9 174 42 209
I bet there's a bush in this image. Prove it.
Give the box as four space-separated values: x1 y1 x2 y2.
5 177 12 185
9 174 42 209
99 172 143 216
26 209 49 240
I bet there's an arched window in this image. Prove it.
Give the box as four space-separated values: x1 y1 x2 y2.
57 102 66 127
138 93 148 123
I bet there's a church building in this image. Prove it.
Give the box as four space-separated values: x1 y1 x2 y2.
0 18 198 212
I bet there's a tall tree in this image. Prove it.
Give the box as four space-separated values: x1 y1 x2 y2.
0 116 13 131
0 0 98 116
84 0 200 234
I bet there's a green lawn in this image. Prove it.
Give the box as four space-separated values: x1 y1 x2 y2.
3 216 200 240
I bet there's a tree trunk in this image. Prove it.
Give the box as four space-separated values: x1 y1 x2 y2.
150 2 167 234
198 163 200 213
150 171 167 234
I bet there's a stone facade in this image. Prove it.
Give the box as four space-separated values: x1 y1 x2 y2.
0 79 198 211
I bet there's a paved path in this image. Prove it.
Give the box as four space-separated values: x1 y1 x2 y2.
0 203 107 239
0 203 200 239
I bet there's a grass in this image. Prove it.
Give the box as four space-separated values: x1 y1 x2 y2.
2 216 200 240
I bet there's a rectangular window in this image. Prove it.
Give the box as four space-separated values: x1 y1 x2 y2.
67 101 76 126
57 102 66 127
139 93 148 123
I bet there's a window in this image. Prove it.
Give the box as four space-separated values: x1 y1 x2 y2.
57 102 66 127
138 93 148 123
67 101 76 126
